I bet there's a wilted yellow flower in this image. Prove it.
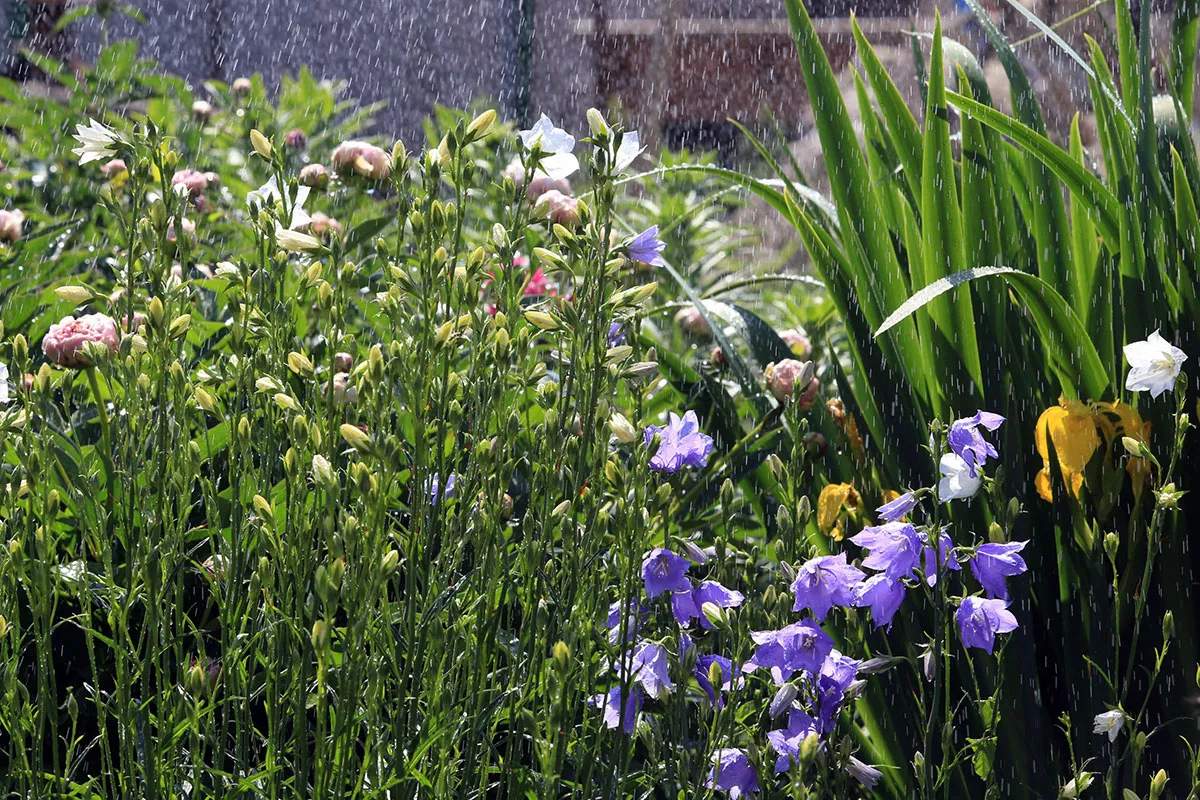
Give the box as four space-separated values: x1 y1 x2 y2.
817 482 859 541
1096 400 1151 502
1035 398 1101 502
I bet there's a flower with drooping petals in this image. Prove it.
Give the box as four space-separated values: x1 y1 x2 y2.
847 757 883 789
970 541 1028 600
815 649 860 731
42 313 120 368
956 596 1018 654
851 574 906 629
706 749 758 798
1124 329 1186 398
877 491 917 522
767 708 819 772
641 548 691 598
624 641 674 699
604 599 649 644
1093 709 1128 743
670 580 745 628
427 473 456 505
72 118 125 165
948 410 1005 476
790 553 864 621
745 619 834 683
938 453 982 501
643 410 714 473
626 225 666 267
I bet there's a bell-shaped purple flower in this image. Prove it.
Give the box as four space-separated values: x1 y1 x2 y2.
851 522 923 581
681 633 742 708
920 530 961 586
627 225 667 267
588 685 642 734
745 620 834 684
671 579 745 628
644 410 714 473
850 574 906 630
605 599 649 644
847 756 883 789
706 748 759 798
876 491 918 522
607 321 626 346
767 707 820 773
427 473 456 504
956 596 1019 654
641 548 691 598
970 541 1029 600
815 649 860 732
619 641 675 699
948 410 1005 476
790 553 865 621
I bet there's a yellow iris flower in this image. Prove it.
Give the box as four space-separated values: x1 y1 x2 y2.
1034 397 1150 502
817 482 859 540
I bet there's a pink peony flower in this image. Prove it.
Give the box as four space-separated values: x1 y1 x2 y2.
675 306 711 338
42 313 120 367
100 158 128 178
299 163 329 189
308 212 343 239
0 209 24 243
536 190 579 226
331 140 392 181
765 359 817 404
172 169 213 197
526 172 570 201
333 352 354 372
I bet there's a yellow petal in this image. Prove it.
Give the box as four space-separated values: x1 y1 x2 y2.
818 483 854 534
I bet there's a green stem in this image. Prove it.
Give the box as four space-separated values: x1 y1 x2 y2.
85 367 116 529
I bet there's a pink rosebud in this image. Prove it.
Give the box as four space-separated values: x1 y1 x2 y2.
526 172 570 201
779 327 812 359
192 100 214 121
331 140 392 181
332 372 358 405
172 168 211 197
536 190 579 226
285 129 307 148
308 212 342 239
333 352 353 372
100 158 128 178
42 313 120 368
299 163 329 189
0 209 24 243
764 358 815 403
231 77 252 95
674 306 711 338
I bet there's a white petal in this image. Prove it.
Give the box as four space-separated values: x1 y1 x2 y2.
539 152 579 181
614 131 645 172
276 227 320 251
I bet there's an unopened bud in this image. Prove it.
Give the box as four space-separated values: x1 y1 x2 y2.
250 129 272 158
552 640 571 671
1163 611 1175 641
55 286 93 304
701 601 729 630
609 412 638 444
340 423 372 454
770 683 798 718
1150 769 1168 800
311 620 330 651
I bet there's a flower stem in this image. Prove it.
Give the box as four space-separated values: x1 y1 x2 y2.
86 366 116 527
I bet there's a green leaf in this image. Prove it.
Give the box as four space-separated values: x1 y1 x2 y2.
875 266 1109 400
852 15 924 199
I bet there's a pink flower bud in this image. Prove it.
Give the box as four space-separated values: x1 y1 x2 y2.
333 352 353 372
299 163 329 189
308 212 342 239
765 358 816 404
331 140 392 181
710 345 725 365
674 306 711 338
536 190 579 226
803 431 828 455
100 158 128 178
171 168 211 197
526 172 570 201
285 129 307 148
192 100 214 121
332 372 358 405
42 313 120 368
0 209 24 243
779 327 812 359
231 77 252 95
124 311 146 332
166 217 195 243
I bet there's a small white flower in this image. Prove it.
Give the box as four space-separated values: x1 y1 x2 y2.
613 130 645 173
0 363 9 404
1061 772 1095 798
1124 329 1187 398
275 227 321 252
246 176 311 230
938 452 981 501
1093 709 1128 743
519 114 578 180
71 118 125 165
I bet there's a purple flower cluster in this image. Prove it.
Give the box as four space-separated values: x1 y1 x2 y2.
644 410 714 473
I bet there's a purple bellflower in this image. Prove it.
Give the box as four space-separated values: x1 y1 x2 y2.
957 596 1019 654
815 650 861 733
607 321 626 346
427 473 456 504
624 641 674 699
707 749 759 798
920 530 961 585
970 541 1029 600
877 491 918 522
641 548 691 598
851 574 906 630
681 633 742 708
745 620 834 684
627 225 667 267
852 522 923 581
671 579 745 628
847 756 884 789
790 553 865 621
644 410 714 473
948 410 1005 476
767 707 820 773
604 599 649 644
588 685 641 734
